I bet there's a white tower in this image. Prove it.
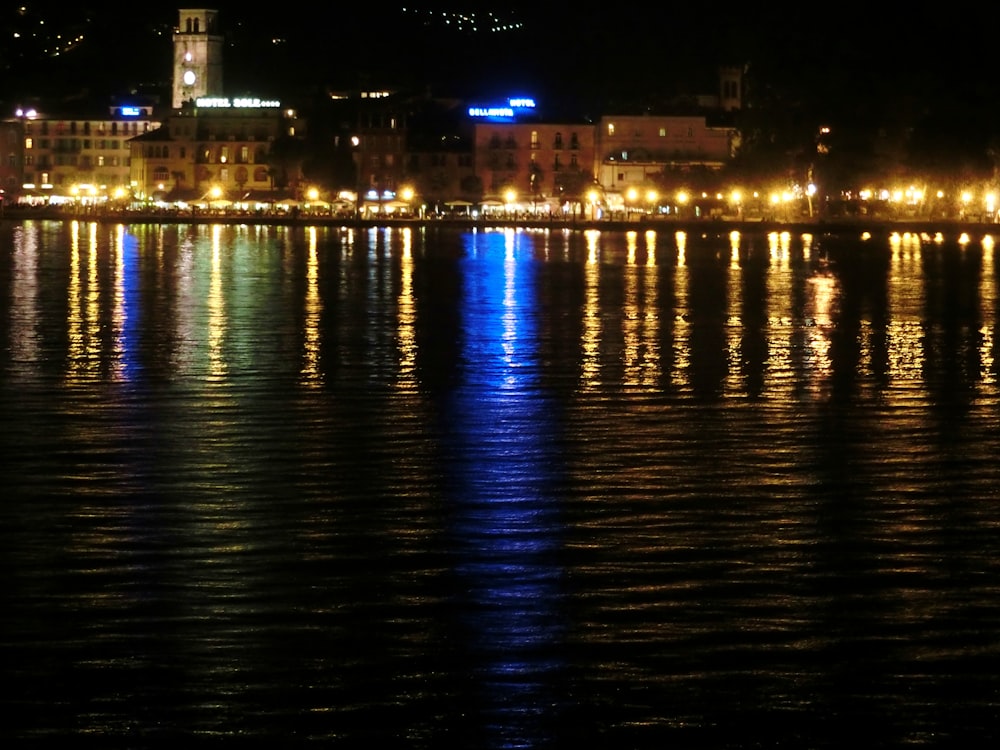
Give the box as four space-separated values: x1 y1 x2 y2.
172 9 223 109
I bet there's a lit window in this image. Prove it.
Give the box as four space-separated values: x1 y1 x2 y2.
607 123 615 136
24 138 32 149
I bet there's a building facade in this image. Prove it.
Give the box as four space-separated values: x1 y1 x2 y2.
0 119 24 197
597 114 738 196
17 103 161 202
472 120 598 211
129 100 303 202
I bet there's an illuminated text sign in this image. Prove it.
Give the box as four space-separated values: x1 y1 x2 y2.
195 97 281 108
468 97 537 120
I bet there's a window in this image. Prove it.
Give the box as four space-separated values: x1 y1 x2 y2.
554 132 563 149
25 138 32 149
659 128 666 137
570 133 579 149
607 123 615 136
97 155 105 167
531 130 539 149
240 145 249 163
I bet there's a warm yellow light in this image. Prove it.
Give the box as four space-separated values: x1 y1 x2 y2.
646 189 658 204
307 187 319 201
676 191 689 204
504 188 516 204
210 185 222 199
587 190 599 204
731 190 742 204
400 186 414 201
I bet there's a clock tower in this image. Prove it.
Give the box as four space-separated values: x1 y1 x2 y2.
172 8 223 109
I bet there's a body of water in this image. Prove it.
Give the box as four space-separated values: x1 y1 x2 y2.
2 220 999 748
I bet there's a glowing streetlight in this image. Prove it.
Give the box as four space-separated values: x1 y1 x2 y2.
646 189 658 215
587 189 600 221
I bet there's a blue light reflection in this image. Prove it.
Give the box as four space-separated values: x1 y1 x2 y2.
445 229 568 748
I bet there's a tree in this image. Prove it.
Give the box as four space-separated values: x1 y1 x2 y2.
266 135 307 192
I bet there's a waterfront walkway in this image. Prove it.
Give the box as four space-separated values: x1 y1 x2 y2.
2 205 998 241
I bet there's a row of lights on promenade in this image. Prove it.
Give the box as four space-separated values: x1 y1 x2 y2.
16 182 1000 221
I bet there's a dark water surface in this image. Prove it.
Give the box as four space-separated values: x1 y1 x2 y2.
2 220 999 748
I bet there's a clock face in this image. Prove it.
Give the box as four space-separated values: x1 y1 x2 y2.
183 70 196 86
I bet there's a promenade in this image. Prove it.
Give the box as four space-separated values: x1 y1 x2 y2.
2 204 999 242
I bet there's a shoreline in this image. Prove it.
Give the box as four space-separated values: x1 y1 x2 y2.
2 207 999 240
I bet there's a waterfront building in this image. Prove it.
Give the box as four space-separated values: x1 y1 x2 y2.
472 116 598 214
129 8 305 206
596 114 739 206
11 100 161 204
402 97 477 209
0 119 24 198
128 98 303 204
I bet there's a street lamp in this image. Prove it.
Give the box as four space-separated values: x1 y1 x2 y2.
504 188 516 219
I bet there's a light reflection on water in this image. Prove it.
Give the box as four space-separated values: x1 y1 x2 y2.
2 219 1000 747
